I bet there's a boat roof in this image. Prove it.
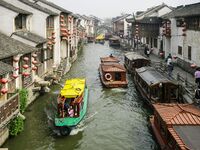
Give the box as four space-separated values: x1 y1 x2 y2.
100 56 120 63
136 66 172 86
153 103 200 150
101 63 126 72
96 34 104 40
125 52 149 61
60 78 85 98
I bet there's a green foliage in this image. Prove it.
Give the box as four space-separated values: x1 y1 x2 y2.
9 116 24 136
19 88 28 113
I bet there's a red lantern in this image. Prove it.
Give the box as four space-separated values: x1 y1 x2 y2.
191 63 197 68
14 67 19 70
32 53 37 58
60 15 64 19
13 57 20 62
22 72 30 77
173 56 177 59
12 74 19 79
160 52 164 56
32 60 38 64
32 66 37 71
0 78 8 84
48 41 52 45
23 64 29 69
23 57 29 61
1 88 8 94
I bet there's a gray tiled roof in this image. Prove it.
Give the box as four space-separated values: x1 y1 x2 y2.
112 14 131 23
35 0 71 14
137 3 167 18
0 0 32 15
13 31 47 44
163 2 200 18
0 32 38 59
0 61 13 75
19 0 58 15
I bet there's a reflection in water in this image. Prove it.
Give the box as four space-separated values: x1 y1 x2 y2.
3 42 159 150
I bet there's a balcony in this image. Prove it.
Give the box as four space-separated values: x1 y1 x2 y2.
0 93 20 128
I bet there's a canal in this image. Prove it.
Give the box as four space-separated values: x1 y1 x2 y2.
3 42 158 150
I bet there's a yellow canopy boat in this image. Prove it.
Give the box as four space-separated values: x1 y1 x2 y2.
95 34 105 40
60 78 85 98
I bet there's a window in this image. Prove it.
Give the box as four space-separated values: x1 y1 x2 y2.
178 46 182 55
46 16 54 28
154 38 157 48
15 14 26 30
176 19 183 27
146 37 149 44
188 46 192 60
186 17 200 30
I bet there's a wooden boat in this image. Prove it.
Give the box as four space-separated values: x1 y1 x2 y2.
99 55 128 88
150 103 200 150
95 34 105 44
54 78 89 135
100 55 120 63
134 66 180 105
109 37 120 47
124 52 150 74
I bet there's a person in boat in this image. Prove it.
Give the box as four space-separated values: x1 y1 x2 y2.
57 95 66 118
109 53 113 57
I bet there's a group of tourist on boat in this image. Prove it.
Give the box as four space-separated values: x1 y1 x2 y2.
55 78 89 135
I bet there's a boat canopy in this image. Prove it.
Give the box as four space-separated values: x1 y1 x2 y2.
60 78 85 98
96 34 104 40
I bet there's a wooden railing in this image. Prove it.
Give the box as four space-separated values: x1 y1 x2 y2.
0 93 19 128
151 61 196 101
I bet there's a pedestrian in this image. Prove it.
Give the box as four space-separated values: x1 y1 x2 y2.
194 67 200 86
144 45 149 57
195 86 200 104
166 53 172 65
146 48 150 57
168 62 174 78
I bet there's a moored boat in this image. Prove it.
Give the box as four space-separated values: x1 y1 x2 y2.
109 37 120 47
54 78 89 136
150 103 200 150
134 66 180 105
124 52 150 74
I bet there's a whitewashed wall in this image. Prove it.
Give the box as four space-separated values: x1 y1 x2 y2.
6 0 49 38
0 6 17 36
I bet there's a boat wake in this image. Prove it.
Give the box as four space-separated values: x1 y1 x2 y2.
111 88 127 93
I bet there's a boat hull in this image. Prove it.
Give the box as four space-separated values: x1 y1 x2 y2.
99 67 128 88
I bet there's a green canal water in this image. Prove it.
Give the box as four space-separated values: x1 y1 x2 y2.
3 42 159 150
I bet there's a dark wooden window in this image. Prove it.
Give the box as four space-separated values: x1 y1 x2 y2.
186 17 200 30
154 38 157 48
176 19 183 27
178 46 182 55
46 16 54 28
15 14 26 30
188 46 192 60
46 49 53 60
146 37 149 44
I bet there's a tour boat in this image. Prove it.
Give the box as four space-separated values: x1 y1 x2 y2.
99 55 128 88
54 78 89 136
109 37 120 47
134 66 181 105
150 103 200 150
124 52 150 74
